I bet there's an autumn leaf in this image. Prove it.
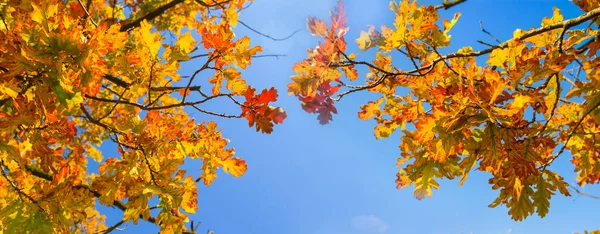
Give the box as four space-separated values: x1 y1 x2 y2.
307 17 328 37
0 0 288 232
220 157 247 178
242 87 286 133
356 25 384 51
291 0 597 223
414 117 436 143
358 98 383 120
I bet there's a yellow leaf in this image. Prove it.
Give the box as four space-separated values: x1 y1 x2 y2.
415 118 436 143
30 3 44 24
86 145 103 162
514 177 523 199
0 85 18 99
513 29 524 39
66 92 84 111
487 48 508 68
374 123 397 139
510 94 532 110
542 7 563 26
142 185 162 195
358 98 383 120
47 4 58 18
176 32 196 54
443 13 461 37
225 6 238 27
19 140 33 155
181 176 198 214
356 25 383 51
493 94 531 116
138 20 161 57
220 158 247 178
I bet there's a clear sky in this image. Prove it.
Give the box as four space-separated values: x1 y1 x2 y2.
101 0 600 233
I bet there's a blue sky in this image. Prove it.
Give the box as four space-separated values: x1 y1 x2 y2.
103 0 600 233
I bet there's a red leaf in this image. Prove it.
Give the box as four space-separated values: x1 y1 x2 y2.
330 0 347 33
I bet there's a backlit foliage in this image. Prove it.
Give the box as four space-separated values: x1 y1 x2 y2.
0 0 286 232
291 0 600 222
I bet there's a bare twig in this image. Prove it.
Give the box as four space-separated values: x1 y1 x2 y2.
480 20 501 44
120 0 183 32
0 13 9 31
477 40 496 48
96 220 125 234
185 53 287 61
569 185 600 199
238 20 300 41
434 0 467 10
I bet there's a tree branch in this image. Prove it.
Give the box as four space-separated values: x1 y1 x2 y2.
120 0 184 32
77 0 98 27
120 0 233 32
434 0 467 10
542 97 600 170
238 20 300 41
569 185 600 199
330 7 600 100
103 75 131 88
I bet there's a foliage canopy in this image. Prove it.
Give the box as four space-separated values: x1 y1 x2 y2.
0 0 285 232
291 0 600 222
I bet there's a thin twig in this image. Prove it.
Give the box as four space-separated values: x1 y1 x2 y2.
434 0 467 10
569 185 600 199
536 74 560 137
479 20 501 44
238 20 300 41
0 13 9 31
541 98 600 170
95 220 125 234
77 0 98 27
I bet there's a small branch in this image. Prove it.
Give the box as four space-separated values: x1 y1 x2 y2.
0 13 9 31
332 74 391 101
555 25 567 53
141 149 159 186
252 54 287 59
327 7 600 100
434 0 467 10
77 0 98 27
238 20 300 41
477 40 496 48
192 105 242 118
402 44 422 74
96 220 125 234
80 104 122 134
103 75 131 88
542 97 600 170
575 35 598 54
479 20 501 44
121 0 237 32
184 53 287 61
120 0 184 32
569 185 600 199
536 74 560 137
0 160 43 209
